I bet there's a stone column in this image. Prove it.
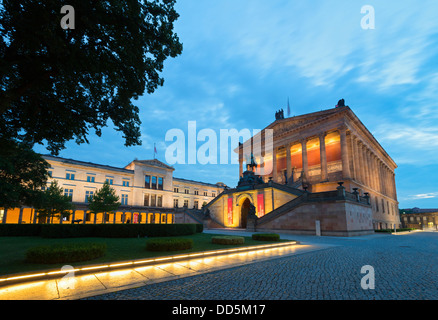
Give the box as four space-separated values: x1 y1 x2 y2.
301 139 308 181
319 133 328 181
2 208 7 224
239 151 243 178
272 147 278 182
353 136 363 184
18 207 24 224
339 127 351 179
379 162 385 195
358 142 367 187
371 154 378 192
286 143 292 183
364 148 372 188
71 210 76 224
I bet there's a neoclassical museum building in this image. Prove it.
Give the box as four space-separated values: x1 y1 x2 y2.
1 102 400 236
203 103 400 236
0 156 226 225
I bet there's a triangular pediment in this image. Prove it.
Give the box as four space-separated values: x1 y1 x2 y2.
269 107 341 133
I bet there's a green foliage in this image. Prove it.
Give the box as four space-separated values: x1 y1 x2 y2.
26 242 107 264
195 223 203 233
0 139 50 209
36 181 75 223
37 223 198 238
251 233 280 241
0 224 42 237
88 181 120 223
0 0 183 155
211 236 245 245
374 228 417 233
146 238 193 252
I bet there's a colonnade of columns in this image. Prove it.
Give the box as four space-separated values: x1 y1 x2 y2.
1 208 175 225
239 127 351 183
238 126 397 201
350 135 397 199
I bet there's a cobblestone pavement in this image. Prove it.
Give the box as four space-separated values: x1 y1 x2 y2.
84 231 438 300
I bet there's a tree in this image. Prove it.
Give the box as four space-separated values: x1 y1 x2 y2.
88 181 121 224
0 0 183 155
36 180 75 223
0 139 50 210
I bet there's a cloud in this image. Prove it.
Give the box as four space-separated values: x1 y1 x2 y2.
401 192 438 201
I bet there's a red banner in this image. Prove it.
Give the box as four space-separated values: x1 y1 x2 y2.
257 193 265 218
133 213 138 224
227 197 233 225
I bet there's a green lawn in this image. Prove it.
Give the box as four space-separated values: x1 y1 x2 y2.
0 233 288 276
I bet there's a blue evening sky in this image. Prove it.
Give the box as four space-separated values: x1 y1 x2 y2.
34 0 438 209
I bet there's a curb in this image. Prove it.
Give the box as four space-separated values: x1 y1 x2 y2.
0 241 299 288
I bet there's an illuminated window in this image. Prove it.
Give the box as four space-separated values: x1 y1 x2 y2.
144 194 149 207
66 173 75 180
151 194 157 207
85 190 94 203
64 189 73 201
145 175 151 189
121 194 128 205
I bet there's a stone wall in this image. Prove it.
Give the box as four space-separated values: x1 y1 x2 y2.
256 199 374 237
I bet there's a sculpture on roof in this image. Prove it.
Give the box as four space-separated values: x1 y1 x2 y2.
275 109 285 120
336 99 346 108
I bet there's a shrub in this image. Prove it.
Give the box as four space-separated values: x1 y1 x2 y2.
252 233 280 241
211 236 245 245
195 223 203 233
0 224 42 237
26 242 107 264
39 223 198 238
146 238 193 252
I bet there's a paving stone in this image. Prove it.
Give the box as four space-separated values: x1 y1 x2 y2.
83 232 438 300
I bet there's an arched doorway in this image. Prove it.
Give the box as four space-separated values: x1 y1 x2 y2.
240 198 251 228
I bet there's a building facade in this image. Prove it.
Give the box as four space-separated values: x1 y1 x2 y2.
0 155 225 225
236 105 400 230
400 208 438 230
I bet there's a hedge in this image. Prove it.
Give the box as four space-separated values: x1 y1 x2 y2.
211 236 245 245
26 242 107 264
0 224 42 237
0 223 201 238
146 238 193 252
252 233 280 241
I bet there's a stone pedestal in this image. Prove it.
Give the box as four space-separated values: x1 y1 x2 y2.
246 215 257 232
